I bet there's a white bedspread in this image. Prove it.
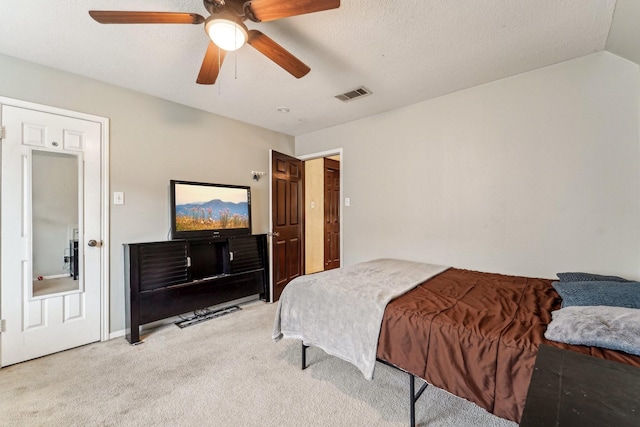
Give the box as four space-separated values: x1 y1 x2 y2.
272 258 449 380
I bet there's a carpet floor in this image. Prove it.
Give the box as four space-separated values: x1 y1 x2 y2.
0 301 518 427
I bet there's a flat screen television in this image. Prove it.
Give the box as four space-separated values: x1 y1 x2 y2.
170 180 252 239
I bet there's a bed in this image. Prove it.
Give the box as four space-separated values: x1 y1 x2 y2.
273 259 640 424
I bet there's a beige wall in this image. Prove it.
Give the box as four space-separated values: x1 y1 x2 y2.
0 54 295 333
296 52 640 280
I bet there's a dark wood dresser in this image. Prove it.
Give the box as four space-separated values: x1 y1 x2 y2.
124 234 268 344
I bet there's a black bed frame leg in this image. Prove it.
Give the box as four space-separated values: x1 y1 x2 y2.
410 374 416 427
302 348 426 427
409 372 429 427
301 342 309 370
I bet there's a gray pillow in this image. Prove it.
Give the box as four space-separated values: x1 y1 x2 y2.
545 306 640 356
556 272 630 282
552 281 640 309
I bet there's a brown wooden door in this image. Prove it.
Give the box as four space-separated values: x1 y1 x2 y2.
271 151 304 301
324 158 340 270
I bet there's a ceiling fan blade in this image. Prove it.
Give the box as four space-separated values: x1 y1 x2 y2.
89 11 205 25
247 30 310 78
248 0 340 22
197 42 227 85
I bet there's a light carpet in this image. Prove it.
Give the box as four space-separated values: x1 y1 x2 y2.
0 301 518 427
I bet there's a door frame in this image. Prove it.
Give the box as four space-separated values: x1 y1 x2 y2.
269 148 343 302
0 96 110 342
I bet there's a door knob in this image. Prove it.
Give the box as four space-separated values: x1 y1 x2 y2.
87 239 99 247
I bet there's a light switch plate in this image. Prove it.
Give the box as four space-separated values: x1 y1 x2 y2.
113 192 124 205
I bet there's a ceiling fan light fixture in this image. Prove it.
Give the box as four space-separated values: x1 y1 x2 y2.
205 18 248 52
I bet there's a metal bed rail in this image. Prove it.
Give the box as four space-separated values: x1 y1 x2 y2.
301 342 428 427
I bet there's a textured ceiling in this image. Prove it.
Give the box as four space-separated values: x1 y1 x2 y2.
0 1 622 136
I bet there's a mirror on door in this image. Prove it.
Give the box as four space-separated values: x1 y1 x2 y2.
31 150 81 298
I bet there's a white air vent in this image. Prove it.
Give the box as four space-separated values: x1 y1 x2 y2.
335 86 372 102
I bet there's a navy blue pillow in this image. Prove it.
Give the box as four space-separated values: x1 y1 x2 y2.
556 272 631 282
552 281 640 309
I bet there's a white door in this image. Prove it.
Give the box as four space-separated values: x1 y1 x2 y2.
1 103 105 366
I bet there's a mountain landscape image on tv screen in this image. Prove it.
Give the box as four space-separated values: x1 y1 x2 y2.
174 183 249 232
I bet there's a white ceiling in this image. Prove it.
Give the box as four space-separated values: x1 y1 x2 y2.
0 1 634 136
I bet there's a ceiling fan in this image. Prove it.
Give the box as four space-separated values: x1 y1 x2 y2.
89 0 340 85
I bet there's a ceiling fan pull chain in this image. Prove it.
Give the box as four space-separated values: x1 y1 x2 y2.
235 50 238 80
218 48 222 95
234 23 238 80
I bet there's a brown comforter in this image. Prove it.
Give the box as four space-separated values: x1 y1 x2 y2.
376 268 640 423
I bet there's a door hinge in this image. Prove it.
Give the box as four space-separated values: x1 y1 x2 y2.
0 319 6 333
0 126 5 140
